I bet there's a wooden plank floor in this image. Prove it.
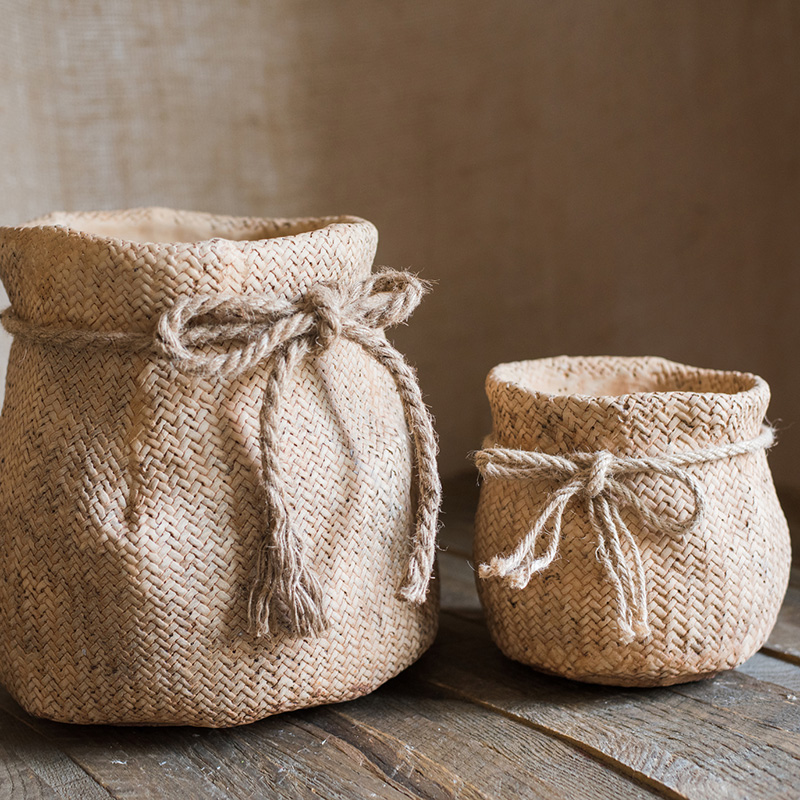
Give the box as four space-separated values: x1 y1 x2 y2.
2 490 799 799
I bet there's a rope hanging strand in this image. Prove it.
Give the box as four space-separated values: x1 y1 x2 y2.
474 426 775 643
1 269 442 639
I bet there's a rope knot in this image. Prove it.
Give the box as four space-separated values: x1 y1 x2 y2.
303 284 344 351
584 450 613 498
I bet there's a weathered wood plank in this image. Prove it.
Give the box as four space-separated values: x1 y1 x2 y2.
0 692 416 800
737 651 800 696
668 652 800 734
215 714 419 800
0 729 60 800
413 613 800 800
0 705 111 800
762 569 800 665
314 679 665 800
434 500 800 798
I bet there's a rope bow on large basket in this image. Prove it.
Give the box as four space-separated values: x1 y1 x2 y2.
474 355 790 687
2 268 441 639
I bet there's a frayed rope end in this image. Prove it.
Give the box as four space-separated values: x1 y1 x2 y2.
397 582 429 605
617 618 652 645
247 570 330 639
397 554 436 605
247 601 331 639
478 558 533 591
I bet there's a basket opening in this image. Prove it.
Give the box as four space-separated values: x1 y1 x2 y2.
48 215 326 245
501 358 759 398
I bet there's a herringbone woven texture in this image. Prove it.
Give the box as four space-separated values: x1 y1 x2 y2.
474 356 790 686
0 208 438 726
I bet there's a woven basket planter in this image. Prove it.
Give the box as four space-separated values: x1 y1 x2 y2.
0 207 440 726
474 355 790 687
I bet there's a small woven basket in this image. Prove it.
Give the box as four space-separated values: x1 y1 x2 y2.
474 355 790 687
0 208 440 726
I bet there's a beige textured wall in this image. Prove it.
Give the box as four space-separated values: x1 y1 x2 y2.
1 1 799 488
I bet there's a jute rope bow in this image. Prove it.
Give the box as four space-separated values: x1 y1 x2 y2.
474 426 774 643
1 269 441 639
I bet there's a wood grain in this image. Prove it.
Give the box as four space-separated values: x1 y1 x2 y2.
413 612 800 800
314 681 662 800
0 694 418 800
0 707 111 799
737 651 800 695
763 569 800 665
433 525 800 800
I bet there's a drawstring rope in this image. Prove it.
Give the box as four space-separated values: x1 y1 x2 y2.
474 426 774 643
2 269 441 638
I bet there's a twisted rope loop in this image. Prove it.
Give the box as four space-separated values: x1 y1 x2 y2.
474 426 774 643
1 269 441 639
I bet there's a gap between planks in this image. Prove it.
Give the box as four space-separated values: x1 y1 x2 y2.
413 674 686 800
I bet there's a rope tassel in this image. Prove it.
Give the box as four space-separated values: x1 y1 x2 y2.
2 269 442 639
474 427 775 643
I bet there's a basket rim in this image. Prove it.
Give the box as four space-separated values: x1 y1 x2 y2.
0 207 379 329
1 207 374 251
486 355 768 407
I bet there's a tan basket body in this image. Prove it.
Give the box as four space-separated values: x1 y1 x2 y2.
475 355 790 687
0 208 437 726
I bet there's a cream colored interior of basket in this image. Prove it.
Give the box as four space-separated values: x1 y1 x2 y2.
498 358 757 399
31 212 332 245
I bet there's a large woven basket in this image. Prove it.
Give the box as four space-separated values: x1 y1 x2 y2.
0 208 439 726
474 355 790 686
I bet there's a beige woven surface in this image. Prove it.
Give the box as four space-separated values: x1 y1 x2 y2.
474 355 791 686
0 208 438 726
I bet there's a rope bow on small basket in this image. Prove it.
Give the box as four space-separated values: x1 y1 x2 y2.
2 269 442 639
475 426 775 643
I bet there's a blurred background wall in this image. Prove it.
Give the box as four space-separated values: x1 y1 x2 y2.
1 1 798 497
